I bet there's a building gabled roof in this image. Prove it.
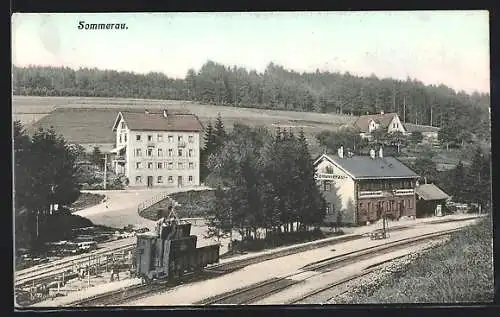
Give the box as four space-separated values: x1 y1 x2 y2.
404 123 440 133
415 184 450 201
353 113 399 133
112 109 203 132
315 153 420 180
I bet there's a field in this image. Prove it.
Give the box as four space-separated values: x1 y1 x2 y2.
12 96 355 155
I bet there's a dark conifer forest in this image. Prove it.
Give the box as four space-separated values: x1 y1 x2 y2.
13 61 490 141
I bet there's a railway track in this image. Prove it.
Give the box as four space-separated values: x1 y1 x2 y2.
197 229 457 305
287 252 425 304
15 244 136 288
17 215 480 287
23 216 479 306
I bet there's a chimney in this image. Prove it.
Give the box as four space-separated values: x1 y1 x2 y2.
369 148 376 159
380 110 385 115
379 147 383 158
144 109 149 114
338 146 344 158
163 109 168 118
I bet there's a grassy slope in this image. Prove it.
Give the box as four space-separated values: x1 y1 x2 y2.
12 96 355 156
348 217 494 303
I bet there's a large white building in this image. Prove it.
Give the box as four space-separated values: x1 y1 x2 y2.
110 109 203 188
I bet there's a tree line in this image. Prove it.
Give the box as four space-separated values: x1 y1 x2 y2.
201 121 326 247
14 121 83 248
13 62 490 143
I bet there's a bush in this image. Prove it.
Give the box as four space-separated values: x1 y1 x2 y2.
231 228 326 253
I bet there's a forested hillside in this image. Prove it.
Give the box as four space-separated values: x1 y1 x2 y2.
12 62 490 140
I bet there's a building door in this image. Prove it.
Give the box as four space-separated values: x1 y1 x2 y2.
178 176 183 188
147 176 153 188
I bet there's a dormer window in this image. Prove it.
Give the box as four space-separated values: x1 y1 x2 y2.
121 122 125 129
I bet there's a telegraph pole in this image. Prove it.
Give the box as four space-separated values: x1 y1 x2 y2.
103 154 108 190
403 96 406 123
430 105 433 126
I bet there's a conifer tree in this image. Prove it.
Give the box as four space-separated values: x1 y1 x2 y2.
214 113 226 151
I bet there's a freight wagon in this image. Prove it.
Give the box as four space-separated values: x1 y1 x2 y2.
135 220 220 282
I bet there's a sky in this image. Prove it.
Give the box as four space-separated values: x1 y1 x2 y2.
12 11 490 94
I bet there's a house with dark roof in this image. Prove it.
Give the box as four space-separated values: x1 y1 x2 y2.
314 146 420 225
415 183 450 217
353 111 406 139
111 109 204 188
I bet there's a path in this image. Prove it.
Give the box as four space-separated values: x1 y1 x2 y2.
75 186 211 230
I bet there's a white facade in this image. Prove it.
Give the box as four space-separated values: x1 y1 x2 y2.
368 120 379 133
315 158 356 223
387 115 406 134
364 114 406 136
112 116 200 188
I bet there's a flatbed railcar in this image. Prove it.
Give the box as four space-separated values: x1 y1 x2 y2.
135 220 220 283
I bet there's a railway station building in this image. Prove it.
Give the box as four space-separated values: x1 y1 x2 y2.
110 109 203 188
314 146 420 226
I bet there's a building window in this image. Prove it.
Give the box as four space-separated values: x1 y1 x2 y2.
119 134 122 143
147 148 153 156
189 162 194 169
148 162 153 169
157 134 163 142
136 162 141 169
124 134 127 142
188 176 193 183
188 149 193 157
168 176 173 183
157 176 163 183
147 135 153 142
136 134 141 141
168 135 173 142
408 199 413 209
323 181 331 191
326 203 332 214
188 135 194 143
168 162 173 169
178 149 183 157
368 202 371 211
135 149 142 157
135 176 142 184
391 200 395 210
157 148 163 157
178 162 183 169
178 136 183 142
168 149 173 157
157 162 163 169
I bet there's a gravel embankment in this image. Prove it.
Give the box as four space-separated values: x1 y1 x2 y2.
326 238 451 304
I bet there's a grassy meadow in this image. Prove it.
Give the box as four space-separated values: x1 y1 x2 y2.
12 96 355 155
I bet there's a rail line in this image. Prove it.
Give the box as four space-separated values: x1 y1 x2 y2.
194 228 458 305
287 251 426 304
22 216 480 306
15 244 136 288
17 215 480 285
